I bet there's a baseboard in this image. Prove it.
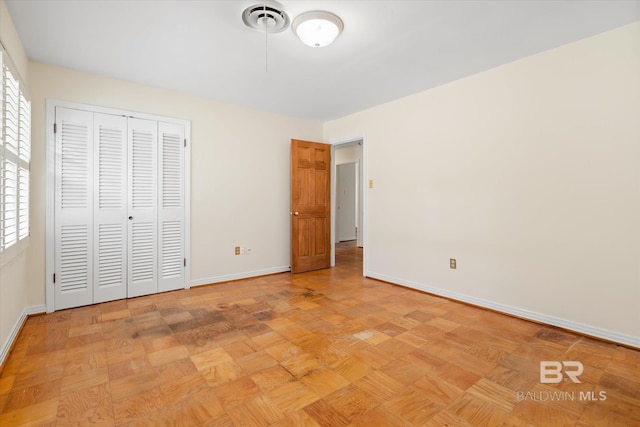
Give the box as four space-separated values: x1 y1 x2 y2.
190 266 291 287
366 271 640 349
0 305 46 369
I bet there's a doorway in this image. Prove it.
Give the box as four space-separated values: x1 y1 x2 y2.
336 162 357 243
331 139 364 272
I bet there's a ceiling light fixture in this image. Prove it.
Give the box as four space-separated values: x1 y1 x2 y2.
292 11 343 48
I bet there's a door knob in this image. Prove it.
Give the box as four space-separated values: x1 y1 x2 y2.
293 212 299 216
128 216 133 220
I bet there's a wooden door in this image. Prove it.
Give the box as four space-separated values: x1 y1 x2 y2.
291 139 331 273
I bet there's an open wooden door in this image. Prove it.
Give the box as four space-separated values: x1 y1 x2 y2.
291 139 331 273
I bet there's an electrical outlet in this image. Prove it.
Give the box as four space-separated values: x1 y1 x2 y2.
235 246 241 255
450 258 457 269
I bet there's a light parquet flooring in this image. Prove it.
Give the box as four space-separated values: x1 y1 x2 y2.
1 241 639 426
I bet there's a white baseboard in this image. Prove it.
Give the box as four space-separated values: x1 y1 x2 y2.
366 271 640 349
1 305 46 367
190 266 290 288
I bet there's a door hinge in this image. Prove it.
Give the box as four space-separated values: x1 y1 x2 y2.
53 273 56 283
184 258 186 267
53 123 57 134
184 138 187 148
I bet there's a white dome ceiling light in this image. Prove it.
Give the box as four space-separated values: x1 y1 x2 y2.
292 11 343 48
242 2 290 33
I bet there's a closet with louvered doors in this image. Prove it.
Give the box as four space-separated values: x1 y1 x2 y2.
52 105 189 311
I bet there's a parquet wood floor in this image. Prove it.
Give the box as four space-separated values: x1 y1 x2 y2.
1 241 639 426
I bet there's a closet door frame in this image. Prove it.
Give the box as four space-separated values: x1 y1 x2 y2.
45 99 191 313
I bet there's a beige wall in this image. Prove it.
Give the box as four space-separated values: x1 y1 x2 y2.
27 62 323 307
0 0 30 356
325 22 640 345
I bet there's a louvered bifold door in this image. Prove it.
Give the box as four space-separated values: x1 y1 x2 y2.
158 122 185 292
54 108 94 310
127 118 158 298
93 113 128 303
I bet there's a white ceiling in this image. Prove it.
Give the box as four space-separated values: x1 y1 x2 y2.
6 0 640 121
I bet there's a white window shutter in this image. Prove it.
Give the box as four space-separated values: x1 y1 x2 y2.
158 122 185 292
19 93 30 162
1 54 31 251
2 64 20 249
18 166 28 240
3 65 19 157
3 159 17 248
0 53 3 249
18 93 30 240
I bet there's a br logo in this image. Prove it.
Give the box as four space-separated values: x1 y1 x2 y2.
540 361 584 384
